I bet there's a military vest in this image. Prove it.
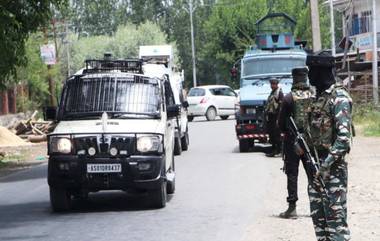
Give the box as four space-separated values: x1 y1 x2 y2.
291 89 312 132
309 83 352 151
265 88 282 114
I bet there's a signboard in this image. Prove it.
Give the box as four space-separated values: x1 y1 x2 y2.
40 44 56 65
354 33 373 50
139 45 173 58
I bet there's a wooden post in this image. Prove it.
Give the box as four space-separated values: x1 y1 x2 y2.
1 90 9 115
47 65 57 107
372 0 379 105
8 86 16 113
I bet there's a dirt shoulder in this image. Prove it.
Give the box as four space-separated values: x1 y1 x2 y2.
0 143 47 176
243 136 380 241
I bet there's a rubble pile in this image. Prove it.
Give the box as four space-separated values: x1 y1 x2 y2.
12 111 56 143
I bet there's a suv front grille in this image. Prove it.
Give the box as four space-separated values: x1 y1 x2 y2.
73 135 135 157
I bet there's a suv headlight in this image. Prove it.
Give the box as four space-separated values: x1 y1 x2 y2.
50 136 72 154
137 135 162 153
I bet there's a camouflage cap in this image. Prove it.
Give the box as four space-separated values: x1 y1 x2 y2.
292 67 308 77
269 78 279 84
292 67 309 89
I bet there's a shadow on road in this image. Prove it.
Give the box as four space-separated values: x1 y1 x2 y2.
0 191 173 231
70 191 174 213
0 201 52 231
0 164 46 183
189 116 236 123
232 144 272 154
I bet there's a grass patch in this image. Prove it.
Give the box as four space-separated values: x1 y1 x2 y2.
0 151 27 170
0 160 7 168
353 104 380 137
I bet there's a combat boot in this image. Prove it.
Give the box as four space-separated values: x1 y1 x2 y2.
265 145 277 157
279 203 297 219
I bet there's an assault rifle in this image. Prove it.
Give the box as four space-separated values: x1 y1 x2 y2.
288 116 329 198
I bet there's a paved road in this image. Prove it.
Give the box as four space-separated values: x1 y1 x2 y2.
0 119 279 241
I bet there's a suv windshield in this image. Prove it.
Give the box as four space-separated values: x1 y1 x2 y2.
242 57 305 77
60 75 161 120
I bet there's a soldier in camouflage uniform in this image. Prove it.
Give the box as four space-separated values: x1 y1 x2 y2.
278 67 313 218
265 78 283 157
307 52 352 241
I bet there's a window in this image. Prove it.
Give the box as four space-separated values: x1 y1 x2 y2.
351 11 372 36
209 88 223 96
361 11 372 33
242 58 305 77
221 88 236 97
62 76 160 117
188 88 206 96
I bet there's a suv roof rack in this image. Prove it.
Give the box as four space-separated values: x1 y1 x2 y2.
83 58 143 74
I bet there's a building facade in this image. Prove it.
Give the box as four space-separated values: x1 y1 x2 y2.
333 0 380 62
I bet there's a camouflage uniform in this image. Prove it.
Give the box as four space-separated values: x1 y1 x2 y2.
308 82 352 241
265 82 283 156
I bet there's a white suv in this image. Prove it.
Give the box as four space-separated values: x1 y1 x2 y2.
187 85 238 121
46 57 178 211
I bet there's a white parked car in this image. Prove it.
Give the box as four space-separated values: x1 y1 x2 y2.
187 85 238 121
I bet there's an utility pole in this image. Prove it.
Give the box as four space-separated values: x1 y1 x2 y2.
372 0 379 105
43 26 57 107
329 0 336 56
187 0 197 87
65 22 71 77
310 0 322 51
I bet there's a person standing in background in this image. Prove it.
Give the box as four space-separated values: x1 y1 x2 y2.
265 78 283 157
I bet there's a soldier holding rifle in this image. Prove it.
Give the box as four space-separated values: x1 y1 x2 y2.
278 67 313 218
305 52 352 241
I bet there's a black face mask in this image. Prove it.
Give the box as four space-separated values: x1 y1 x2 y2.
308 66 336 95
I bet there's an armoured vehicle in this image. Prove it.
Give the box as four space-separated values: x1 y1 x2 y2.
46 56 179 211
235 12 307 152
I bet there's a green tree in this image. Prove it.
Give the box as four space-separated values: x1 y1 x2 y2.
9 31 63 111
70 0 119 36
199 0 332 88
129 0 167 25
200 0 267 87
68 22 168 73
0 0 66 85
160 0 216 88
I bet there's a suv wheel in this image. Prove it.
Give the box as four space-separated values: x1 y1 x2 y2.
174 136 182 156
206 107 217 121
220 115 229 120
181 131 189 151
50 187 72 212
167 155 175 194
150 180 167 209
239 139 250 153
187 116 194 122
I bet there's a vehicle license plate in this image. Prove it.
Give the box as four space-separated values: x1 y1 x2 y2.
246 108 256 114
87 164 122 173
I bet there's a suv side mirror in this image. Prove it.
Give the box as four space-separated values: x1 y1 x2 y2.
167 105 180 118
44 106 57 121
182 101 189 108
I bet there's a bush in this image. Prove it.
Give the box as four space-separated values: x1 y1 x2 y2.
353 104 380 136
